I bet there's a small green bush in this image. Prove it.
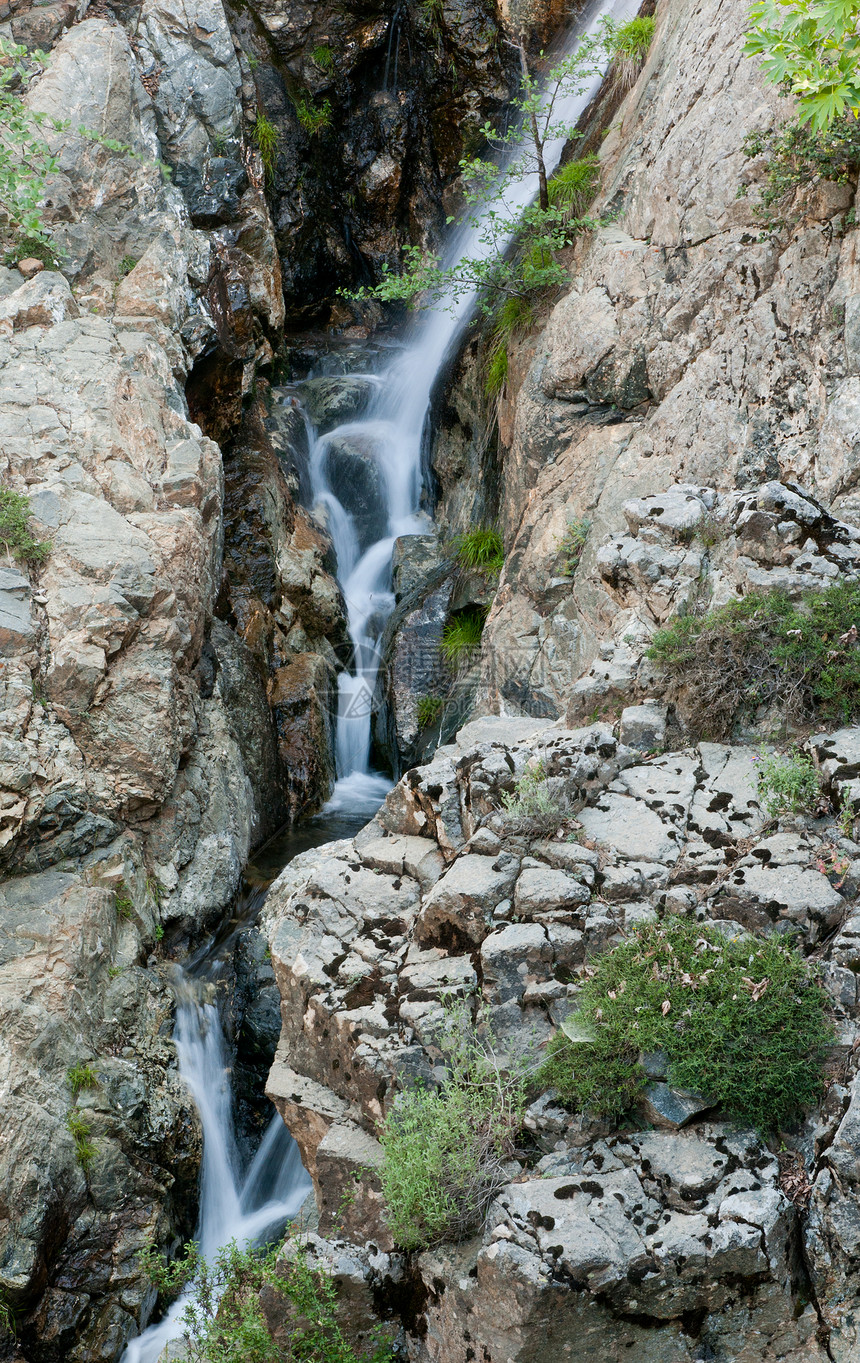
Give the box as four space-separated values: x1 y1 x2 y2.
556 516 590 575
441 606 487 666
754 747 820 818
0 487 50 565
453 526 504 576
379 1004 524 1249
416 694 444 728
547 156 601 221
293 96 332 138
252 112 279 179
141 1238 392 1363
646 582 860 737
67 1063 98 1098
539 917 832 1131
500 760 573 835
741 116 860 230
66 1112 96 1170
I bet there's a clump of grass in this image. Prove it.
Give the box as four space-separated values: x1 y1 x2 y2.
251 111 279 180
115 881 133 920
547 155 601 221
117 254 137 278
416 695 445 728
556 516 589 575
452 526 504 576
441 606 487 666
484 295 535 398
646 582 860 738
67 1063 98 1098
539 917 832 1131
754 747 821 818
66 1112 96 1171
0 486 50 565
293 95 332 137
500 760 573 835
311 44 334 71
379 1001 524 1250
608 14 656 88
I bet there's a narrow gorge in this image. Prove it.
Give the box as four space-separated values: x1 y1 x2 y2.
2 0 860 1360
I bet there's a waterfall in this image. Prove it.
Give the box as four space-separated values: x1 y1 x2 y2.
302 0 638 807
121 987 311 1363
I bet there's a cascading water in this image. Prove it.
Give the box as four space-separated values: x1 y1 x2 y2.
302 0 638 810
123 5 638 1355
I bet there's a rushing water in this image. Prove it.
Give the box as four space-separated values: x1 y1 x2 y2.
122 4 637 1355
300 0 637 806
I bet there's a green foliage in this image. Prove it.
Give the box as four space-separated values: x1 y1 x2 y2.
453 526 504 575
556 516 590 575
311 45 334 71
754 747 820 817
379 1002 525 1249
252 112 280 180
484 342 508 397
0 486 50 565
646 582 860 737
838 792 859 838
607 15 656 88
547 155 601 220
66 1111 96 1170
745 0 860 132
416 694 445 728
0 1290 15 1339
67 1063 98 1098
0 39 62 252
500 760 573 835
484 295 534 397
140 1239 392 1363
540 917 832 1131
441 606 487 665
115 881 133 919
293 96 333 138
118 254 138 278
741 115 860 228
154 924 165 941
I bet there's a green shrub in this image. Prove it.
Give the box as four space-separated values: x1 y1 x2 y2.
0 487 50 565
441 606 487 666
500 760 573 835
66 1111 96 1170
293 96 332 138
115 881 133 919
646 582 860 737
252 112 279 180
754 747 820 817
379 1004 524 1249
608 15 656 88
741 116 860 229
547 156 601 221
539 917 832 1131
141 1238 392 1363
556 516 590 575
416 694 444 728
67 1063 98 1098
452 526 504 576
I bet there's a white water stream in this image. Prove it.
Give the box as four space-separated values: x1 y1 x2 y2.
308 0 637 809
122 3 636 1355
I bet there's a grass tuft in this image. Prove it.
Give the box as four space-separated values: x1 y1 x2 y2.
646 582 860 737
754 747 821 818
608 15 656 88
539 917 832 1131
251 111 279 180
66 1111 96 1171
441 606 487 666
452 526 504 576
416 695 445 728
547 156 601 221
67 1063 98 1098
500 760 573 835
293 95 332 138
556 516 590 575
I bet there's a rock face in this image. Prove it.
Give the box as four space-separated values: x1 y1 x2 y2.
424 0 860 725
264 713 860 1359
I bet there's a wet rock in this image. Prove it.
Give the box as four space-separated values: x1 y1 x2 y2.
321 433 389 553
297 376 378 434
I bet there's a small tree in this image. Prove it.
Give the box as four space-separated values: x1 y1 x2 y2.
745 0 860 131
351 22 619 314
